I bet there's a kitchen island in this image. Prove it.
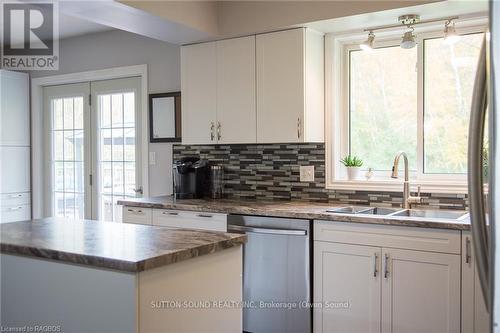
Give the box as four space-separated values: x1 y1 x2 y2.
0 218 246 333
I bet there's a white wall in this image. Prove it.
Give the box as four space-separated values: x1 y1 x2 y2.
32 29 180 196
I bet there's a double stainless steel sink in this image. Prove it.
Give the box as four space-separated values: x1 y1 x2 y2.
326 206 469 221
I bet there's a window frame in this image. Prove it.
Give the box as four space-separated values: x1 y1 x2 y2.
325 20 487 193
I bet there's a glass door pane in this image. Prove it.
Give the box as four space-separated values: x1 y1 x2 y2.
92 77 141 222
50 96 86 219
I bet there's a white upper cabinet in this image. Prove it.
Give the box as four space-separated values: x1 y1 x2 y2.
256 28 324 143
181 42 217 145
216 36 256 144
0 70 30 146
180 28 324 144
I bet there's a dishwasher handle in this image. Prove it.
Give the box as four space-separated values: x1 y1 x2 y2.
227 225 307 236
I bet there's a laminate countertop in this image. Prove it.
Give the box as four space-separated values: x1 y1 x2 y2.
118 196 471 231
0 218 246 272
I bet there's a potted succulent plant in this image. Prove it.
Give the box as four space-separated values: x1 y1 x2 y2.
340 155 363 180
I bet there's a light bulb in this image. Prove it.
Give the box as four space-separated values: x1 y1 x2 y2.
400 30 417 49
360 31 375 51
444 21 460 45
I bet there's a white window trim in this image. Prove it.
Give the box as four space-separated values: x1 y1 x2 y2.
325 18 487 194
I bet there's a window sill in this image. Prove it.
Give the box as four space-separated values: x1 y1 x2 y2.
326 179 468 194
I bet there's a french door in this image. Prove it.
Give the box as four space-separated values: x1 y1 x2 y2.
43 77 143 221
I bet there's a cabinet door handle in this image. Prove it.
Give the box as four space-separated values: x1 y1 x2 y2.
374 253 379 277
297 117 301 139
384 253 390 278
9 194 22 198
217 122 221 141
9 206 23 211
197 214 213 218
210 122 215 141
466 237 472 264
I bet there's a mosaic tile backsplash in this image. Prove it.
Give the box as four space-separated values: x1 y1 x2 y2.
173 143 468 210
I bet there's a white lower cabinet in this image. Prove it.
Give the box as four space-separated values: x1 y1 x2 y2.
314 220 461 333
381 248 460 333
153 209 227 232
121 206 227 232
122 207 152 225
0 204 31 223
462 232 490 333
314 242 381 333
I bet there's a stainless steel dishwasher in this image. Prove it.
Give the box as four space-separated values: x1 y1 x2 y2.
227 215 311 333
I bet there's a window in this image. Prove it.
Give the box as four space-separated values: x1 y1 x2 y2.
97 92 137 222
51 97 85 219
423 33 483 174
349 45 418 171
329 26 485 191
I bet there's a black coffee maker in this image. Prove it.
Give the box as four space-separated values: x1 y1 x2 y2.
172 157 208 199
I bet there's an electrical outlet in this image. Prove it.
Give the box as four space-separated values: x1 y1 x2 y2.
149 152 156 165
300 165 315 182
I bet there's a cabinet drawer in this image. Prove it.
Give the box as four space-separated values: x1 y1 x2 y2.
0 204 31 223
122 206 152 225
0 146 30 193
314 220 461 254
0 192 30 206
153 209 227 232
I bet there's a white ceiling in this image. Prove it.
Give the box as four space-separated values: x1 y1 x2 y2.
58 12 113 40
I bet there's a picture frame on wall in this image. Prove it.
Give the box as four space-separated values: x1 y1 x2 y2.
149 91 181 143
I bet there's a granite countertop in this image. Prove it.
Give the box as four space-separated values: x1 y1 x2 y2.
0 218 246 272
118 196 471 231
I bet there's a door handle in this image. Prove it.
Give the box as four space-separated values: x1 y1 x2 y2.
217 122 221 141
467 38 489 310
465 237 472 264
384 253 390 279
210 122 215 141
297 117 301 139
373 253 378 277
227 225 307 236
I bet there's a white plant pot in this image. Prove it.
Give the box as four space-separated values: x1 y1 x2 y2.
346 167 361 180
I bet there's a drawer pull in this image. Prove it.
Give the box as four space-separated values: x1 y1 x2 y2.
9 206 23 211
9 194 23 198
197 214 213 218
163 212 179 216
127 208 143 214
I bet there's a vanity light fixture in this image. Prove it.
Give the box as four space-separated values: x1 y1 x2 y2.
362 14 460 51
444 19 460 45
360 31 375 51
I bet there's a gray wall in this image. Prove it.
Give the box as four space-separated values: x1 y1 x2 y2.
32 29 179 196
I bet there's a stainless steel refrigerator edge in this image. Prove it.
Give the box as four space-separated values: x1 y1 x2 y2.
491 1 500 331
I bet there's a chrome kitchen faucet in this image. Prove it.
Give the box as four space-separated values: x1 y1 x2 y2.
391 151 422 209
